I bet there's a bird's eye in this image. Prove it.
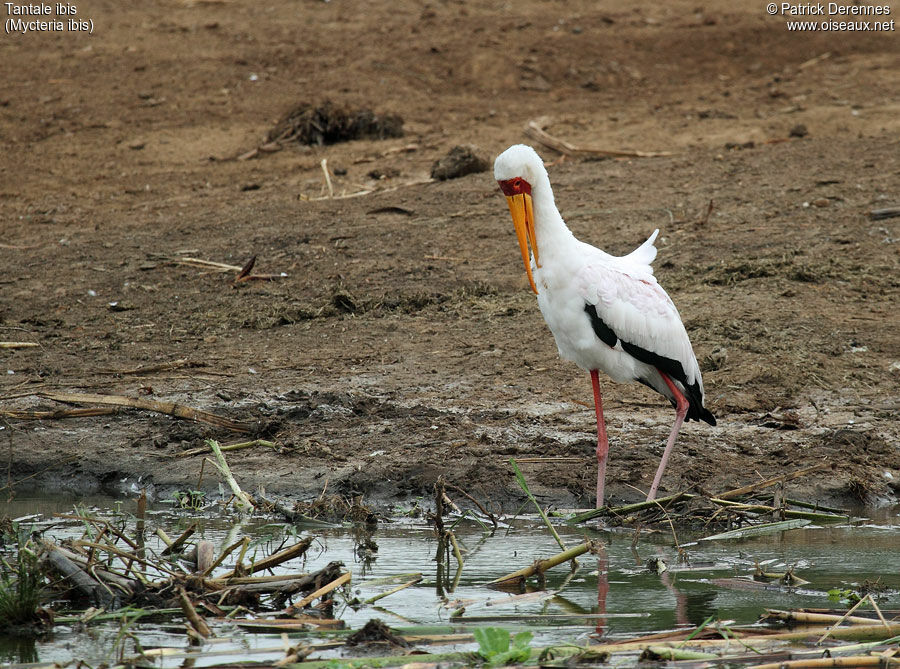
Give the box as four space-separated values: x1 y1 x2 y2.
513 178 523 191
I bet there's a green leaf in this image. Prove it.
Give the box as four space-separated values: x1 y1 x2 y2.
511 630 533 650
474 626 510 658
474 627 533 666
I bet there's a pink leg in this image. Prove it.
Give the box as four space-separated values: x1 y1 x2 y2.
590 370 609 508
647 372 689 501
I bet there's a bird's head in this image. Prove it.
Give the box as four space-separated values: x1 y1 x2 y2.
494 144 546 294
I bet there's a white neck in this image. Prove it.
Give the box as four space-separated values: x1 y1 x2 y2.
532 172 577 258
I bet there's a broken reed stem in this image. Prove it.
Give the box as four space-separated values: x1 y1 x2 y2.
177 439 279 458
749 654 897 669
1 407 119 420
161 523 197 556
570 492 691 524
869 595 892 630
218 537 312 580
766 609 881 626
178 587 211 638
292 570 351 609
321 158 334 198
0 341 39 349
645 646 719 661
101 358 192 375
816 594 875 645
510 458 569 555
525 118 673 158
39 391 252 433
156 528 173 549
448 532 464 571
443 481 498 530
716 464 828 500
489 540 595 586
77 541 181 578
206 439 255 511
363 575 423 605
56 513 139 553
202 536 251 578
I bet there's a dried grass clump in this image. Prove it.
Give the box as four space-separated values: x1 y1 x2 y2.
268 101 404 146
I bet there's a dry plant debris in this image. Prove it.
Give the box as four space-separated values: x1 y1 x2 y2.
268 101 404 147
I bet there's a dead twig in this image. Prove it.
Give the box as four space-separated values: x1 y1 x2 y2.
488 540 597 588
161 523 197 556
175 255 285 282
1 407 119 420
41 539 120 608
443 481 498 530
99 358 197 375
38 391 252 433
869 206 900 221
206 439 255 511
177 438 279 458
717 464 829 500
218 537 313 580
321 158 334 198
290 570 352 609
698 199 714 226
525 118 672 159
178 587 212 638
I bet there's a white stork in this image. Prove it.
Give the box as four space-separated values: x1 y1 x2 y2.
493 144 715 508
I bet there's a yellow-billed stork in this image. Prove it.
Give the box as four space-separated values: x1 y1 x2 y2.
494 144 716 508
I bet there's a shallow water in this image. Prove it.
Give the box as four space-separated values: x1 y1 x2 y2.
1 493 898 666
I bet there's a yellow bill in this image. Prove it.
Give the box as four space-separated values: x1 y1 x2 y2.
504 192 540 294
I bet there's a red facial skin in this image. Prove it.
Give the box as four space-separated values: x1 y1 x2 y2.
497 177 532 196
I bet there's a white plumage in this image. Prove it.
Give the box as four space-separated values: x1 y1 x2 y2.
494 144 715 508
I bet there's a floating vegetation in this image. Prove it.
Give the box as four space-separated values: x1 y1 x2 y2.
1 457 897 666
0 527 49 634
567 462 863 530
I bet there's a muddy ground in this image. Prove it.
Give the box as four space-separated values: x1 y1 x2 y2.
1 1 898 513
